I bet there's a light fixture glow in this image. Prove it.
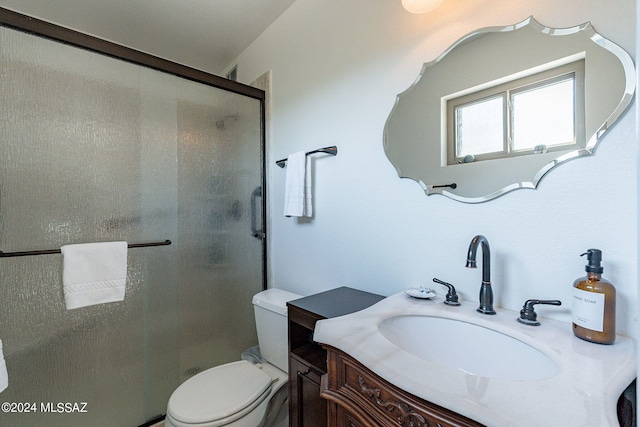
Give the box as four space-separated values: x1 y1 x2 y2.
402 0 444 13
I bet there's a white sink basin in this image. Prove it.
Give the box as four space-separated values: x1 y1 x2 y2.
314 292 636 426
378 315 559 381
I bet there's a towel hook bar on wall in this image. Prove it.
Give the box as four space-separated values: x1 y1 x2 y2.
275 146 338 168
0 240 172 258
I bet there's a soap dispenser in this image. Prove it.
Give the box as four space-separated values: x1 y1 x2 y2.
572 249 616 344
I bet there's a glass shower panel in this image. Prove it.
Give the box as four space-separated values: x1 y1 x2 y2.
0 26 151 426
139 68 180 421
176 79 263 381
0 23 264 427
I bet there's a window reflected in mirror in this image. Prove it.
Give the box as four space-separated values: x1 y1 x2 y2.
447 59 585 165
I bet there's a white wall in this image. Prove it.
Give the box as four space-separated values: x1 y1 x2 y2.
231 0 637 336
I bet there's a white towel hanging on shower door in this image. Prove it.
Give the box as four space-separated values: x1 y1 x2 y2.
61 241 128 310
0 339 8 393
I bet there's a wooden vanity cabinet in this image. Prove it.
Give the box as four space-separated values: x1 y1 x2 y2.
321 346 485 427
287 287 384 427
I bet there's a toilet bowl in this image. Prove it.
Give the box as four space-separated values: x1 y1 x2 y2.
164 288 301 427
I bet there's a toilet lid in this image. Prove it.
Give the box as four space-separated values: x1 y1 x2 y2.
167 360 272 425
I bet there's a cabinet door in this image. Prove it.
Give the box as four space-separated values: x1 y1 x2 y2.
335 404 365 427
290 357 326 427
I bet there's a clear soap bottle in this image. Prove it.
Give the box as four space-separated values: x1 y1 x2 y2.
572 249 616 344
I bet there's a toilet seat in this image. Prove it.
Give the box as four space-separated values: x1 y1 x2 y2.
167 360 272 426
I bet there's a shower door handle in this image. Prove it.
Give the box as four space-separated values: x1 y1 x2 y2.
250 186 264 240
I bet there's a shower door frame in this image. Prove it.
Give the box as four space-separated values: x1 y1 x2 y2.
0 6 268 291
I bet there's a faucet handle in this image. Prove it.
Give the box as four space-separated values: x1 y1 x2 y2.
517 299 562 326
433 278 461 306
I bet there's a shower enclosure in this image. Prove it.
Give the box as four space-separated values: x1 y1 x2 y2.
0 9 266 426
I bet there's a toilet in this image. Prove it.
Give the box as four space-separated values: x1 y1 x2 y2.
164 288 302 427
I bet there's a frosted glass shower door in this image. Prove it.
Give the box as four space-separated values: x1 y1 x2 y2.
175 79 265 382
0 21 265 427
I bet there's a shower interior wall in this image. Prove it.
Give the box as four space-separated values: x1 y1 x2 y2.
0 21 265 427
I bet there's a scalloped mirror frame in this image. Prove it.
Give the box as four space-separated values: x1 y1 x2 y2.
384 17 636 203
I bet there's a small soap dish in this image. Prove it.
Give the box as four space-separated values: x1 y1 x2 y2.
405 287 436 299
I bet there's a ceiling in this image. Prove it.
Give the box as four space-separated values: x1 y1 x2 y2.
0 0 297 75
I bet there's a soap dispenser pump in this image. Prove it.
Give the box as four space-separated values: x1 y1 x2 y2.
572 249 616 344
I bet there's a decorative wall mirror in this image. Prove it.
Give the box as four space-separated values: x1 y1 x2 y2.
384 17 635 202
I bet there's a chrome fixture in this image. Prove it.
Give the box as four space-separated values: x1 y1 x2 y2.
465 235 495 315
517 299 562 326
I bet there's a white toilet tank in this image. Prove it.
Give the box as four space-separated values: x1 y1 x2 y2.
252 288 301 373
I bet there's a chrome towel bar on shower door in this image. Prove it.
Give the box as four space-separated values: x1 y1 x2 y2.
0 239 172 258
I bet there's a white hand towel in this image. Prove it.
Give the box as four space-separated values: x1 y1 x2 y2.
61 241 128 310
0 340 8 393
283 152 312 217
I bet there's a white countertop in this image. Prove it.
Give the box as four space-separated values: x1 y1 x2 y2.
313 291 636 427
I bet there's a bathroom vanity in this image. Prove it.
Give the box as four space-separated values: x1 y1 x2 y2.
287 287 384 427
322 346 483 427
314 291 636 427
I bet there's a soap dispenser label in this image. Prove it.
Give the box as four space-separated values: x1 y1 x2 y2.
572 288 605 332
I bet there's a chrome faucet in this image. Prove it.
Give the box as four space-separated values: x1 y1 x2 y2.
465 235 496 315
